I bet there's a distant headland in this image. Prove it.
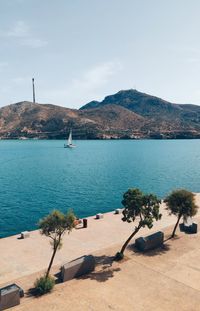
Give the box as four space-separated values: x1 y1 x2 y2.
0 89 200 140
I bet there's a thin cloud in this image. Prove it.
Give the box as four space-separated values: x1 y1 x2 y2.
0 20 47 48
40 60 123 107
71 61 122 90
6 20 29 38
21 38 48 48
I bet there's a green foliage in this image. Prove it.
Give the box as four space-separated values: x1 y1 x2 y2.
164 189 198 219
164 189 198 238
118 188 162 257
122 189 162 228
39 209 76 277
34 275 55 295
39 209 76 240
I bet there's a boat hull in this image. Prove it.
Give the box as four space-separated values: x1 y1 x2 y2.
64 144 76 148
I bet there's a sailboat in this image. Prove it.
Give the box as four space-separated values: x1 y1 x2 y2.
64 129 76 148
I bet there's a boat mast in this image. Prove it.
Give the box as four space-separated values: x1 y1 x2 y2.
32 78 36 103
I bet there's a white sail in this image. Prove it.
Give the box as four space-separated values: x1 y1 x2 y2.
64 129 76 148
68 130 72 145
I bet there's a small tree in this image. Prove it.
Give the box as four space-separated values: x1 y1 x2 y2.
115 188 162 260
164 189 198 238
39 209 76 278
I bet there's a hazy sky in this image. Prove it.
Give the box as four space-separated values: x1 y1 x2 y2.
0 0 200 108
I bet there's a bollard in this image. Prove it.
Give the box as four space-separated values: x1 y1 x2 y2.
96 213 103 219
83 218 88 228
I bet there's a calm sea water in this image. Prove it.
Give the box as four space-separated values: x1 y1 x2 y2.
0 139 200 237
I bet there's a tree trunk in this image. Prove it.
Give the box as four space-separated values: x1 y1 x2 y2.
171 214 182 238
120 226 140 255
45 237 61 278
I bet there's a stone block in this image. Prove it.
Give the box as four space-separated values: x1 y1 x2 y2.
184 223 197 234
179 223 185 232
180 219 198 234
61 255 95 282
135 231 164 252
96 213 103 219
115 209 122 214
21 231 30 239
0 284 20 310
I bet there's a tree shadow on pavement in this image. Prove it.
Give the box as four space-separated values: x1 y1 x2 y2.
79 255 121 282
26 287 40 298
95 254 114 266
127 243 171 257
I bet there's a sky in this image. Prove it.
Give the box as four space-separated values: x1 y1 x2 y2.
1 0 200 108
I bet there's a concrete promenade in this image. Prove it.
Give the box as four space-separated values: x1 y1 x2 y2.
0 194 200 285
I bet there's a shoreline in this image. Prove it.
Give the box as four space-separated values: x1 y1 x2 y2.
1 205 200 310
1 193 200 240
1 138 200 140
1 194 200 286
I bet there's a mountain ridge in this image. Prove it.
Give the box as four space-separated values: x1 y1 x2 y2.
1 89 200 139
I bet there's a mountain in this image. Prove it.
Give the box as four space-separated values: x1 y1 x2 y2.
80 89 200 138
0 101 101 139
0 100 145 139
0 90 200 139
80 104 145 136
81 89 190 118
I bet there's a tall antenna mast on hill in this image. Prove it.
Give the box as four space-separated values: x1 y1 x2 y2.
32 78 36 103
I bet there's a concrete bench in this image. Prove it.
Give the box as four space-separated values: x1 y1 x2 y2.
0 284 22 310
179 223 185 232
12 284 24 298
96 213 103 219
61 255 95 282
180 222 198 234
135 231 164 252
180 217 198 234
20 231 30 239
114 209 123 214
186 223 198 233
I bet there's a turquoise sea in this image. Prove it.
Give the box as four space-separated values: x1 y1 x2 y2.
0 139 200 238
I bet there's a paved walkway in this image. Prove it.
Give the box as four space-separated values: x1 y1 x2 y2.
0 194 200 285
12 222 200 311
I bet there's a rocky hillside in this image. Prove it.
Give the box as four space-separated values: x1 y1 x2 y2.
0 101 98 139
0 90 200 139
81 89 200 138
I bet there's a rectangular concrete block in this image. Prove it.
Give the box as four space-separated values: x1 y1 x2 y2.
135 231 164 251
14 284 24 298
0 284 20 310
180 218 198 234
21 231 30 239
115 209 122 214
61 255 95 282
184 223 198 234
96 213 103 219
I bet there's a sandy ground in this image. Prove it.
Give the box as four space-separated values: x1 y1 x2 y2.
1 194 200 310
